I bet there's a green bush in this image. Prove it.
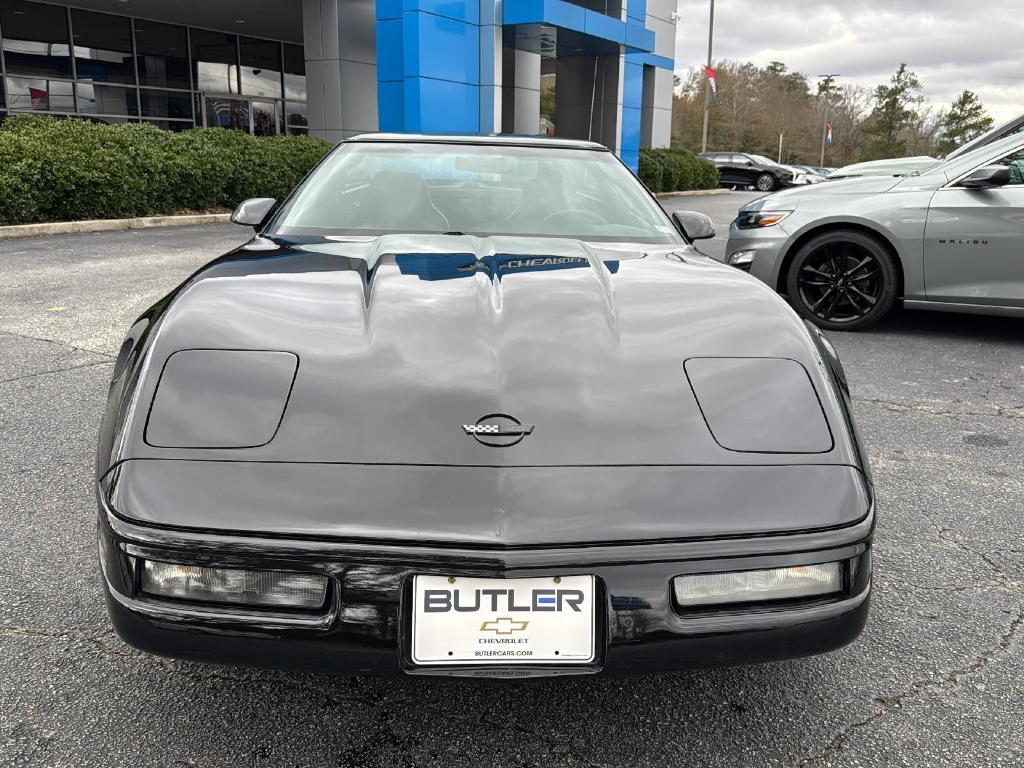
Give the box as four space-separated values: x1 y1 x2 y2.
637 147 719 193
637 150 666 193
0 116 332 226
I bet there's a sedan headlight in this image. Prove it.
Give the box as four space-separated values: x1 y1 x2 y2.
673 562 842 607
140 560 329 609
734 211 792 229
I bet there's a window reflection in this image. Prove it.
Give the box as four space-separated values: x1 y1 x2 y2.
191 29 239 94
71 9 134 84
134 20 190 90
143 119 193 132
240 37 282 99
4 77 75 112
283 44 306 102
1 0 73 79
139 90 193 120
76 83 138 116
205 97 250 132
0 7 307 135
286 102 308 135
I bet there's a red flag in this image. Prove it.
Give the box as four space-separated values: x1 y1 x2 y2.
28 87 49 110
703 66 718 101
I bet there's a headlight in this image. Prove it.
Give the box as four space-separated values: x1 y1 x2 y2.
140 561 329 609
673 562 842 607
734 211 792 229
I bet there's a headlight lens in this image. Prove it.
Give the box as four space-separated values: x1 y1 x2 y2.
140 561 328 609
673 562 842 607
734 211 792 229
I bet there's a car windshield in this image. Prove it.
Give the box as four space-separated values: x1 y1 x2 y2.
748 154 779 166
269 142 682 244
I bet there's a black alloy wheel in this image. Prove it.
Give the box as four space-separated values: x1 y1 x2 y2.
785 229 899 330
755 173 776 192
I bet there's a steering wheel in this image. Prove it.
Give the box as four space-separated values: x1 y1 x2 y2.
539 208 608 226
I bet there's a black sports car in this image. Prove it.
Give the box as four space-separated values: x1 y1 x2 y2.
699 151 797 191
97 135 873 677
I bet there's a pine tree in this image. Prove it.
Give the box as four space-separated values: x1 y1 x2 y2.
937 90 994 156
864 63 924 159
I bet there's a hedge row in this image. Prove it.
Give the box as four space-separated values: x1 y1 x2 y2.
638 147 719 193
0 116 332 226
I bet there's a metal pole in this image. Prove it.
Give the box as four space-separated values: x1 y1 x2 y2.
778 132 783 163
819 110 828 168
700 0 715 153
817 74 840 167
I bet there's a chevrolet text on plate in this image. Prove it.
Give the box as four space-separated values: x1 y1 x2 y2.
97 134 873 677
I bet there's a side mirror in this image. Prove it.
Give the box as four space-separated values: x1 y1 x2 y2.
743 160 755 166
960 165 1010 189
231 197 277 229
672 210 716 242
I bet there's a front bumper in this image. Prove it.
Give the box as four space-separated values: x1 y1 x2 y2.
725 222 794 287
99 494 873 678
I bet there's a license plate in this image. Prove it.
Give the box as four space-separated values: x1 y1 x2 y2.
411 575 596 665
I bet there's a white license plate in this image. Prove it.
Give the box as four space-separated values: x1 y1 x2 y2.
411 575 596 665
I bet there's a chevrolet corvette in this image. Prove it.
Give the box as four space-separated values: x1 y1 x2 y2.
97 135 873 677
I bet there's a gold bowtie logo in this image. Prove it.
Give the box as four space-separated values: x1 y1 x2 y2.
480 617 530 634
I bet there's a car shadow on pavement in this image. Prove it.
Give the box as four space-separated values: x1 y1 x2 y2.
834 305 1024 342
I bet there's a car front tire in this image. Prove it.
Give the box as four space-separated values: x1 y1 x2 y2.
755 173 776 192
784 229 899 330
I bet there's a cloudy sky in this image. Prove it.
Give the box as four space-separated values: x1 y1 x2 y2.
673 0 1024 121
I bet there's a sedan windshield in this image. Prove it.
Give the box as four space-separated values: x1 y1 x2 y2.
268 142 682 244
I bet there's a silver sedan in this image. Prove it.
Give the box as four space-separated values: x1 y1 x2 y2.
725 133 1024 329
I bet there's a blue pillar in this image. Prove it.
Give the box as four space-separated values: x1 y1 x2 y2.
377 0 483 133
376 0 405 130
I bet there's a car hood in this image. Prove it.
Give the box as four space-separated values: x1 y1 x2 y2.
112 234 857 470
744 175 905 209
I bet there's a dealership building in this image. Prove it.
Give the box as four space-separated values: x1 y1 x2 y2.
0 0 677 169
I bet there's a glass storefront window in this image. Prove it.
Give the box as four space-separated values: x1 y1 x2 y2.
240 37 282 99
89 116 137 125
251 99 281 136
139 89 193 120
4 76 75 112
71 9 134 85
143 119 193 132
1 6 305 136
76 83 138 116
285 102 308 135
191 29 239 94
283 44 306 102
1 0 73 79
205 96 249 132
134 20 190 90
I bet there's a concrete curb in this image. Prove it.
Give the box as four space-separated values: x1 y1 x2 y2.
656 188 730 198
0 213 232 240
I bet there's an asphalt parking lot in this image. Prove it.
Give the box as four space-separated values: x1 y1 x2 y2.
2 197 1022 767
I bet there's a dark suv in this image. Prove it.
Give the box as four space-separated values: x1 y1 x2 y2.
699 152 795 192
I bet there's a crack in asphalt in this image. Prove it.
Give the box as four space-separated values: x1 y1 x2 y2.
851 395 1023 421
795 513 1022 767
0 358 113 385
795 604 1024 767
931 521 1009 576
0 329 116 360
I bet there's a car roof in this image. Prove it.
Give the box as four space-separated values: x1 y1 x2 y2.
345 133 608 150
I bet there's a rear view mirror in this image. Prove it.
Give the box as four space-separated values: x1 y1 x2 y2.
231 197 277 229
672 210 716 243
960 165 1011 189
